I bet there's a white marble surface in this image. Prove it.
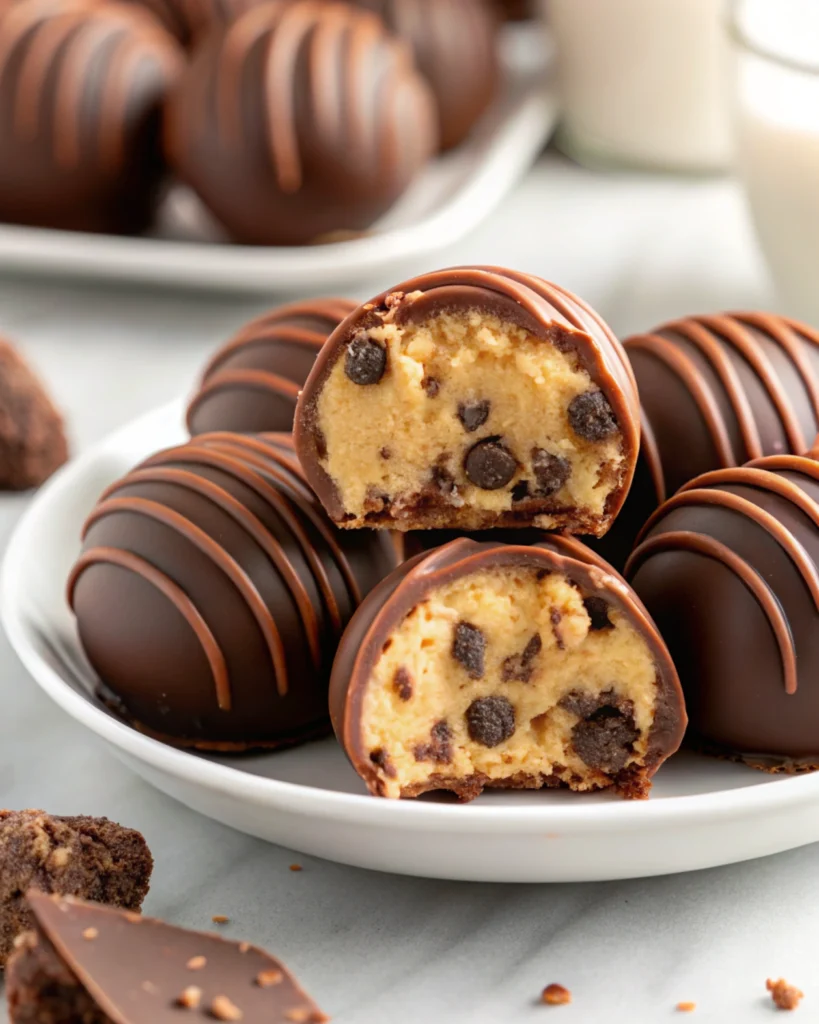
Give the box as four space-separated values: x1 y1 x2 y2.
0 153 815 1022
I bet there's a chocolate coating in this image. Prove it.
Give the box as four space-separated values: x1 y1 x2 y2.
0 0 181 234
351 0 499 150
595 312 819 570
126 0 255 47
67 432 399 750
7 892 326 1024
164 0 437 246
187 298 356 436
627 450 819 769
295 265 641 534
330 535 685 798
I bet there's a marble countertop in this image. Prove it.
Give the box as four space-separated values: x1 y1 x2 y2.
0 154 814 1023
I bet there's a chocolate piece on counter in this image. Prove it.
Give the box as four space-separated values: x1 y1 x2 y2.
0 0 181 235
126 0 254 47
0 337 68 489
593 312 819 570
330 535 684 800
165 1 437 246
187 299 356 436
295 267 640 535
351 0 499 150
627 449 819 772
6 892 327 1023
67 432 399 751
0 811 152 968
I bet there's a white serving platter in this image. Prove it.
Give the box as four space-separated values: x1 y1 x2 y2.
0 28 556 295
3 399 819 883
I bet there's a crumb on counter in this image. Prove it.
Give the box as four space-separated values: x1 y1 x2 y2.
676 1002 696 1013
289 864 303 872
541 983 571 1006
212 915 230 924
768 978 803 1011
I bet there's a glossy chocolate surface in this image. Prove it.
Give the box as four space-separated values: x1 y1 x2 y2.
0 0 181 234
295 265 641 533
12 892 326 1024
127 0 254 47
187 298 356 436
164 0 437 246
627 452 819 766
352 0 499 150
331 535 685 795
595 312 819 569
68 432 399 750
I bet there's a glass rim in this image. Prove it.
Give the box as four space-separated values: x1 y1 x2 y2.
729 0 819 76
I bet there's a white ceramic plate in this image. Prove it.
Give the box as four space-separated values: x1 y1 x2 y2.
0 29 556 296
4 400 818 883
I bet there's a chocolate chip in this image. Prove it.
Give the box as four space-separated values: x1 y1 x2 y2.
393 666 413 702
501 633 542 682
568 389 617 441
423 376 440 397
457 399 490 432
369 748 397 778
345 335 386 385
550 609 566 651
413 720 453 763
379 447 391 460
466 696 516 747
464 438 517 490
531 448 571 495
511 480 530 502
431 464 456 495
571 705 638 773
452 621 486 679
584 596 612 631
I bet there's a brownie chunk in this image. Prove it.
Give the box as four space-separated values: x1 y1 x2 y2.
568 389 618 442
0 810 153 967
6 893 328 1024
452 621 486 679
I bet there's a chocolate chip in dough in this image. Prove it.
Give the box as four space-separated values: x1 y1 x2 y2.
511 480 530 502
568 389 617 441
501 633 542 682
393 666 413 701
431 464 457 495
369 748 397 778
571 705 638 773
413 720 454 763
452 621 486 679
531 448 571 495
464 438 517 490
345 335 386 385
584 596 613 631
466 696 516 747
423 376 440 397
457 399 490 433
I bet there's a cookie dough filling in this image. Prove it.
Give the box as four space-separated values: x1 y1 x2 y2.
311 309 627 533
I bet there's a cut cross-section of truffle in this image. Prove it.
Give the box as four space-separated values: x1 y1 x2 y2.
6 893 327 1023
0 811 153 967
295 267 640 536
330 536 685 800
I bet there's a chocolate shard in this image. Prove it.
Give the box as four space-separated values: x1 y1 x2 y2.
6 893 328 1024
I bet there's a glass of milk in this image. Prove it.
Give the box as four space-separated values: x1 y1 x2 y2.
545 0 732 172
732 0 819 324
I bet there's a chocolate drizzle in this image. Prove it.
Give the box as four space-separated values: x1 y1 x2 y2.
187 299 356 436
68 432 399 750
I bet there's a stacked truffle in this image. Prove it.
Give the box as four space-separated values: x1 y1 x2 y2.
0 0 501 243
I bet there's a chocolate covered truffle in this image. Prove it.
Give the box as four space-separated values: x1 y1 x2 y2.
0 0 181 234
352 0 499 150
595 311 819 569
165 0 437 246
627 449 819 771
7 892 327 1023
187 298 356 437
295 266 640 535
67 432 399 750
0 810 152 968
331 536 684 800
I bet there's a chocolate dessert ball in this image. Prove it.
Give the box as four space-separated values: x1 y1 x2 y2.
352 0 499 150
126 0 254 47
295 266 640 535
67 433 400 750
595 311 819 570
0 0 181 234
187 298 356 436
165 0 437 246
331 535 684 800
627 449 819 771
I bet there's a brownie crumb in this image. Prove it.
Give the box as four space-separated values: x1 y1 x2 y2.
452 621 486 678
187 955 207 970
212 915 229 924
422 376 440 398
393 666 414 701
211 993 244 1020
571 704 638 774
568 389 617 441
767 978 803 1010
289 865 303 873
345 335 386 385
256 968 284 987
457 399 490 432
676 1002 696 1013
177 985 202 1008
541 983 571 1005
466 696 516 748
501 633 542 682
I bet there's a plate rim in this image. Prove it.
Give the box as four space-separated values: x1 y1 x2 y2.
4 399 819 835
